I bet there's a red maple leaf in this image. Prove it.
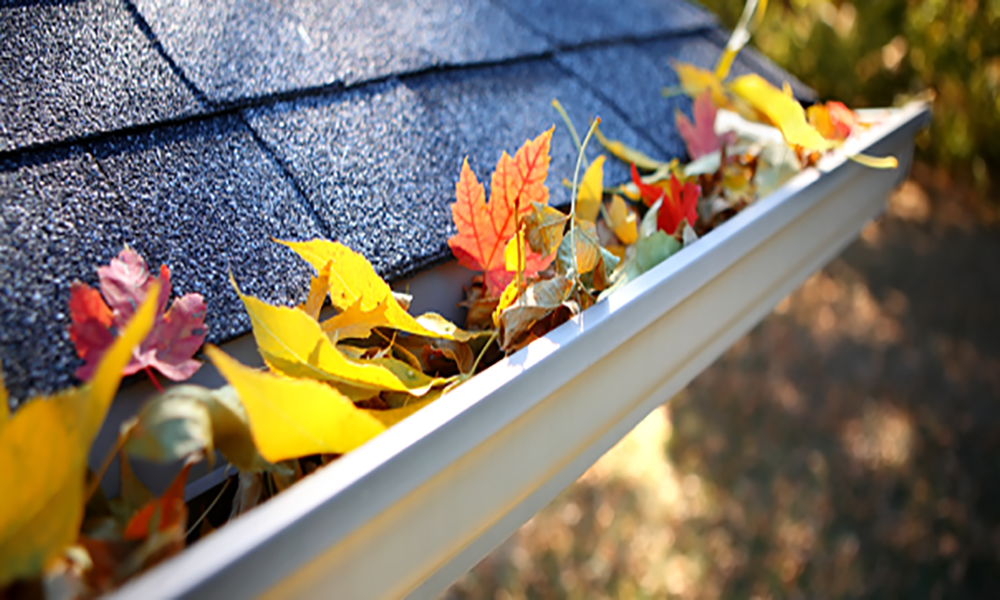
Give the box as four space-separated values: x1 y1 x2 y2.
69 248 207 383
448 128 556 296
676 91 737 160
630 163 665 207
656 174 700 236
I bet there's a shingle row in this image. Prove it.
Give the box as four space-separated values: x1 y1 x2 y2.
0 0 809 401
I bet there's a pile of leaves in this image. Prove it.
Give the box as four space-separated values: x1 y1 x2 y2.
0 1 898 596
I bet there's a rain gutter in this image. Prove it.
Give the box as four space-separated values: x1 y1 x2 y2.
111 101 931 599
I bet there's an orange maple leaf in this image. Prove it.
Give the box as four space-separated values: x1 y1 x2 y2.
448 128 556 296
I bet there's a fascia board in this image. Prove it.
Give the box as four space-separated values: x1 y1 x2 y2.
110 102 930 600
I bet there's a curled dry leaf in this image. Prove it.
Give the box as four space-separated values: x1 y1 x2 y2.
523 202 569 258
125 385 274 473
70 248 207 383
498 276 574 351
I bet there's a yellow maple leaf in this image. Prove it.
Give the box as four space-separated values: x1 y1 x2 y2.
0 285 159 586
320 297 392 341
576 155 606 222
234 280 447 396
277 239 455 340
207 347 386 463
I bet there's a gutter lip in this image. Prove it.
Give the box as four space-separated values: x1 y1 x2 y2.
109 101 931 600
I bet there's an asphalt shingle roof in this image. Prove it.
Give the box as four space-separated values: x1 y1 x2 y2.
0 0 810 402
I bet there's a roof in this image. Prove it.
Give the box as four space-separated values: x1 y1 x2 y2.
0 0 811 402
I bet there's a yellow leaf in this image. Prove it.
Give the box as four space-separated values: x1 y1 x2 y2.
728 74 835 153
492 279 520 329
848 153 899 169
320 297 392 341
207 347 386 463
277 239 454 340
671 62 729 107
364 392 441 429
413 313 486 342
503 228 527 274
607 195 638 245
234 281 442 395
523 202 568 258
571 220 602 275
576 155 605 222
593 127 667 172
0 285 159 586
298 260 332 320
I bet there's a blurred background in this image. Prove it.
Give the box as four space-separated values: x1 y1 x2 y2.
445 1 1000 598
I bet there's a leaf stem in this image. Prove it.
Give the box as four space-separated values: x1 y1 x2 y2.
186 469 232 538
570 117 602 278
552 99 589 169
469 330 499 376
144 365 164 393
84 426 131 505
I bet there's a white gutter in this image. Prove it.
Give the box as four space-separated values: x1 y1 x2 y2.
111 102 930 600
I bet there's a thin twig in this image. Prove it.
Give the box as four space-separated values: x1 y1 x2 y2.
570 117 602 278
468 331 499 376
552 99 589 170
186 468 233 537
84 428 130 504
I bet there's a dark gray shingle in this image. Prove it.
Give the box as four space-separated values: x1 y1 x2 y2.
494 0 716 45
0 0 203 153
554 31 813 162
132 0 551 103
0 115 323 400
245 59 662 281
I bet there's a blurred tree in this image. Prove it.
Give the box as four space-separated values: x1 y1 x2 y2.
698 0 1000 191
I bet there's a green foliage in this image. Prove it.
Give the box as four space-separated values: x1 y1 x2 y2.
698 0 1000 188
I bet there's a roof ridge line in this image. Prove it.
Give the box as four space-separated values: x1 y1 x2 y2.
0 26 715 165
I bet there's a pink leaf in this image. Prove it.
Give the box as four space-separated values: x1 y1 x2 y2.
675 91 734 160
71 248 207 382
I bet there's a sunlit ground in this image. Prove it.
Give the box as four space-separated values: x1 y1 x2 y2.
444 163 1000 599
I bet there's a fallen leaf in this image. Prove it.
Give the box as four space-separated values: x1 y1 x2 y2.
70 248 206 383
594 127 667 172
298 260 333 320
729 74 836 153
234 280 445 395
124 385 274 474
576 155 606 222
320 297 393 342
206 347 387 463
630 164 665 207
676 92 735 159
278 239 454 340
447 129 556 296
0 285 159 586
498 276 574 351
607 195 638 245
657 174 701 235
123 462 192 541
229 472 266 520
523 202 569 258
